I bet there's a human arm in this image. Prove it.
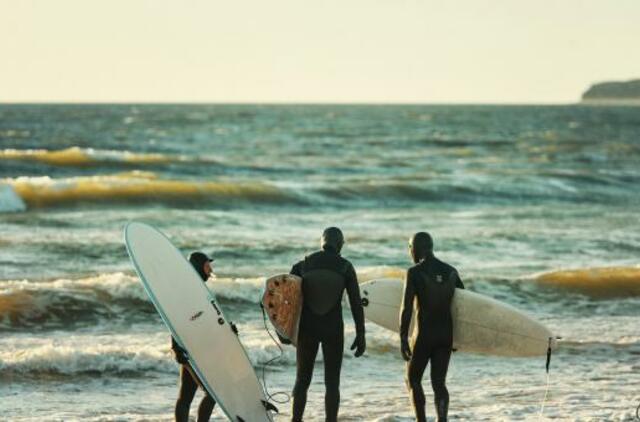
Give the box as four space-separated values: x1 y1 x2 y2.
171 336 189 364
399 269 415 361
452 270 464 289
451 270 463 352
345 263 366 357
290 260 304 277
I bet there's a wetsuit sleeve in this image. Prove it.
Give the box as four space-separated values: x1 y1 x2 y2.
290 260 304 277
452 270 465 289
171 336 188 364
345 263 365 336
400 269 416 341
171 336 185 353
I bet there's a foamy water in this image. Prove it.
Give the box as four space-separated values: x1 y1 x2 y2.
1 104 639 421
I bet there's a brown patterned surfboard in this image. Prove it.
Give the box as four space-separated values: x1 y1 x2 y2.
262 274 303 346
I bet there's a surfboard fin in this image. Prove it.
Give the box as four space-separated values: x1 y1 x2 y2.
236 417 245 422
262 399 279 413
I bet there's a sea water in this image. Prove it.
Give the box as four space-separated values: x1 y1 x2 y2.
1 104 639 421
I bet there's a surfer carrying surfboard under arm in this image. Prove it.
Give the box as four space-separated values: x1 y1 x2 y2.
172 251 238 422
400 232 465 422
289 227 366 422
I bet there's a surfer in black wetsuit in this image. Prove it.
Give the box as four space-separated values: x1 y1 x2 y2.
172 251 237 422
400 232 464 422
289 227 366 422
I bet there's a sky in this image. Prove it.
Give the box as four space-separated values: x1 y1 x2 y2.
1 0 639 103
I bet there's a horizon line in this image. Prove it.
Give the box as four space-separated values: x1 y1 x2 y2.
0 100 584 106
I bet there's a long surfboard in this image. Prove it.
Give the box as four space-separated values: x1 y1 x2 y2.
361 278 556 357
124 222 274 422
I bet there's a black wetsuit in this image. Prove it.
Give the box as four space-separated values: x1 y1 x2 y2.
400 256 464 422
172 337 216 422
290 249 365 422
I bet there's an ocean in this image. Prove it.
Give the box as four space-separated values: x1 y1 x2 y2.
0 104 639 421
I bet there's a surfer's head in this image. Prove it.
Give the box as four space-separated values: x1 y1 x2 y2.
409 232 433 263
321 227 344 254
188 251 214 281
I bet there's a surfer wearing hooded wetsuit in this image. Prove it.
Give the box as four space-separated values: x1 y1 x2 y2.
172 251 238 422
400 232 464 422
289 227 366 422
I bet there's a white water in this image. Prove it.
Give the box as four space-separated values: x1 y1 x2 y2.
0 183 26 213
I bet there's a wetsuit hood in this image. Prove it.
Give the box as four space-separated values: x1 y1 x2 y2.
188 251 212 281
321 227 344 254
409 232 433 264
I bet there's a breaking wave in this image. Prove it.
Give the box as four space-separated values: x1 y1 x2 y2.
0 338 175 376
0 273 152 330
2 172 299 209
0 273 271 330
0 331 296 377
0 147 177 167
534 266 640 298
0 269 407 330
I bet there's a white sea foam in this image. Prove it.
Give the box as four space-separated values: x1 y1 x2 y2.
0 332 175 375
208 276 266 304
0 323 298 376
0 183 27 213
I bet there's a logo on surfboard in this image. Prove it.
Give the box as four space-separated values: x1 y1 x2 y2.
190 311 204 321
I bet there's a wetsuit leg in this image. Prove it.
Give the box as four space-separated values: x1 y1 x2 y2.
175 365 198 422
321 330 344 422
406 337 430 422
197 394 216 422
292 331 320 422
430 347 451 422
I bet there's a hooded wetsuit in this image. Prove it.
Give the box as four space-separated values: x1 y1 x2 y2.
400 256 464 422
290 248 365 422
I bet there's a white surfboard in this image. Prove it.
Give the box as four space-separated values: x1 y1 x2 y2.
361 279 556 357
124 222 274 422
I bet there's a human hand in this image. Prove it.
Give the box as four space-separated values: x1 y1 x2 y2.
350 333 366 357
401 338 412 361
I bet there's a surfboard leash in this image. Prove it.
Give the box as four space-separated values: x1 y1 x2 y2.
539 336 562 420
259 301 291 406
538 370 551 420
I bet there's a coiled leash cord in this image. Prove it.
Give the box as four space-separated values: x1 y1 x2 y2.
259 302 291 405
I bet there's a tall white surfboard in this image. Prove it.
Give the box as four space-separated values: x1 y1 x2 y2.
361 279 556 357
124 222 273 422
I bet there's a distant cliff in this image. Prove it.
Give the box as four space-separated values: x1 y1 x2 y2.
581 79 640 105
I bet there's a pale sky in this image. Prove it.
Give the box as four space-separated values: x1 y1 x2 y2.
1 0 639 103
